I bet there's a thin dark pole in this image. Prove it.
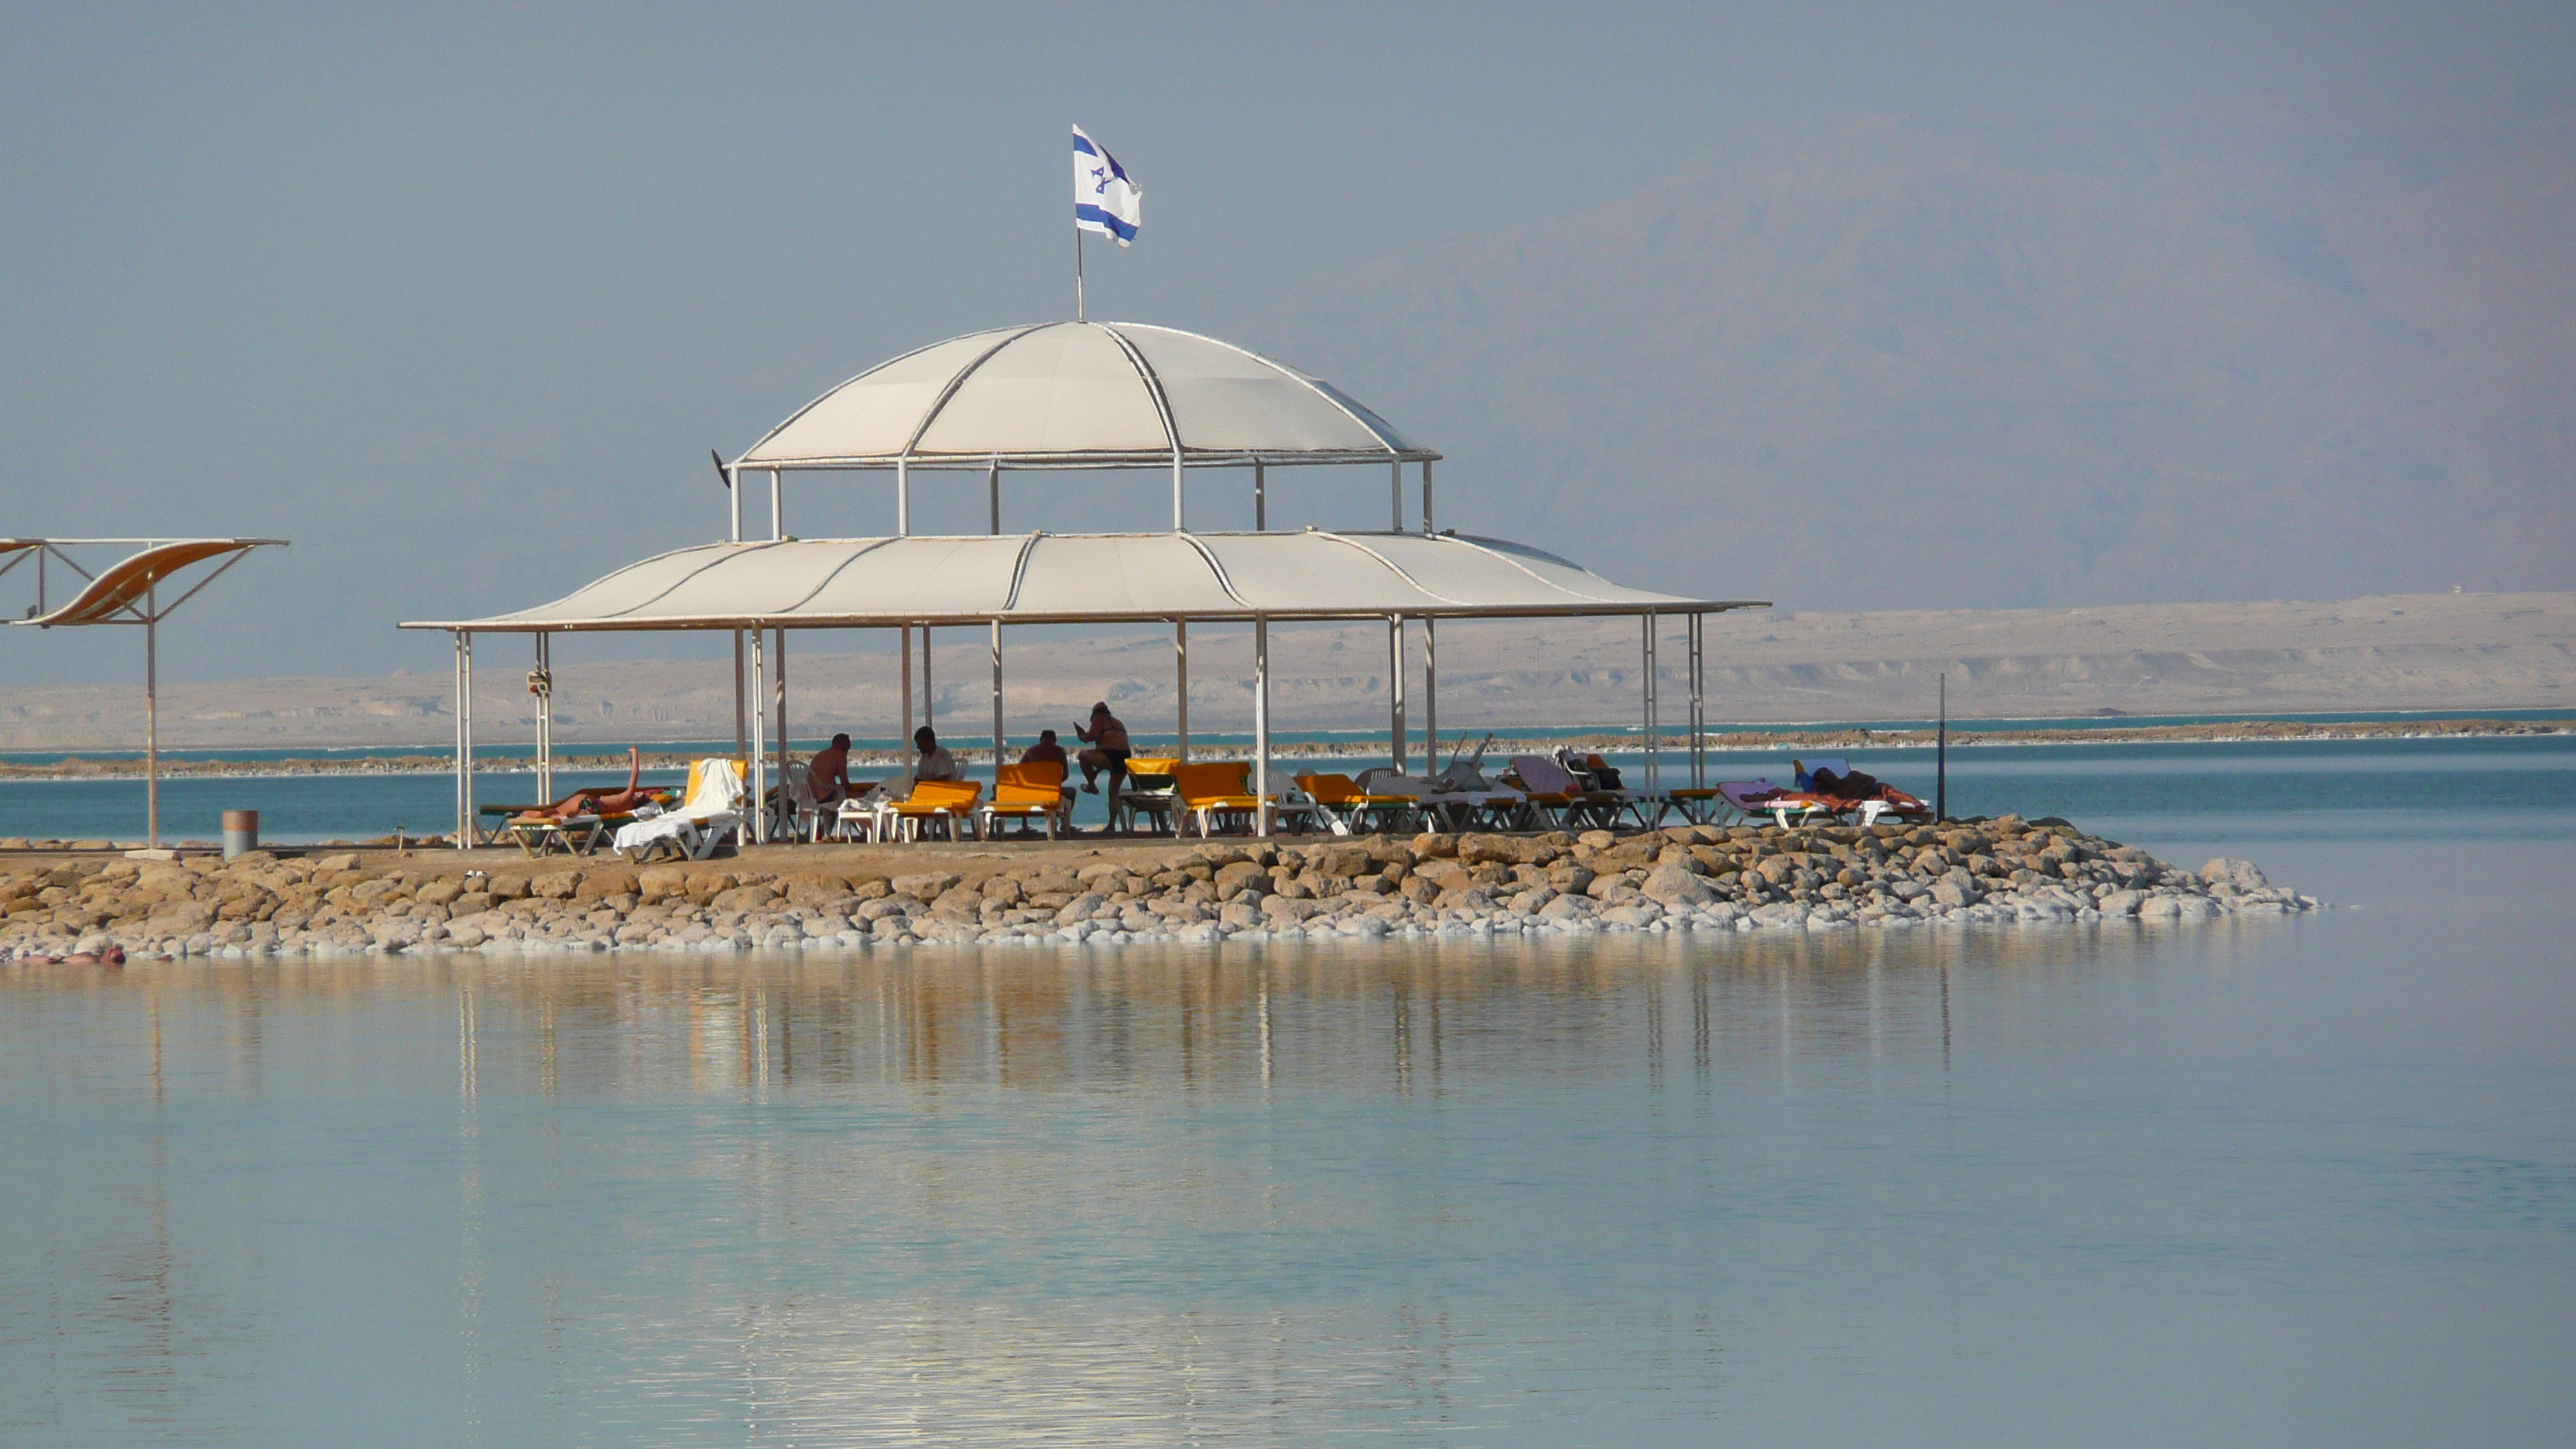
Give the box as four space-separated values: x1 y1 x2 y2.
1936 671 1948 820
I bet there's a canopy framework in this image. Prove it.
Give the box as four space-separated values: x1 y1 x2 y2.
403 530 1763 846
5 538 288 848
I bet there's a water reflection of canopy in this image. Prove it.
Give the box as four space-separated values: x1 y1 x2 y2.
403 531 1758 633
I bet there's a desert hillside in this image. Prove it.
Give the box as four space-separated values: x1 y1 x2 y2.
2 591 2565 752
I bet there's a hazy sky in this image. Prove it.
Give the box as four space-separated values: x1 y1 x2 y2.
5 2 2569 685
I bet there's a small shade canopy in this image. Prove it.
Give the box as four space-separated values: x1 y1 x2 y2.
402 530 1759 632
5 538 286 627
735 322 1436 471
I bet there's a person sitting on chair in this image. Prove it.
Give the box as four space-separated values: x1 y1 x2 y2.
1074 703 1131 796
1020 729 1069 769
807 732 856 806
909 727 959 786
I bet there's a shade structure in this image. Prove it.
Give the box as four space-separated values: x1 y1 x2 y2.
399 530 1759 633
5 538 286 626
735 322 1436 471
5 537 286 850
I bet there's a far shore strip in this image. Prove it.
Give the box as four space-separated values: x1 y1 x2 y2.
1 716 2565 782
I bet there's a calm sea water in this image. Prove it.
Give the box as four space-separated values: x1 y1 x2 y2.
4 731 2573 844
4 742 2572 1445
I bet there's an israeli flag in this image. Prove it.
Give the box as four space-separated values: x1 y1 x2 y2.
1072 125 1142 246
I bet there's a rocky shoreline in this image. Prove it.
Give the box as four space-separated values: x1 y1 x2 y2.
1 815 2315 964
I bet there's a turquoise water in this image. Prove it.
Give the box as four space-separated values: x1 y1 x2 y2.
4 733 2571 844
3 742 2573 1444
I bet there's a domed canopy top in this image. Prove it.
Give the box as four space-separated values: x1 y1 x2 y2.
735 321 1436 471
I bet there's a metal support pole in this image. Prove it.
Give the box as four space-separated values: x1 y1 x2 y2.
749 627 768 843
535 634 553 805
461 632 474 848
991 619 1005 775
1937 672 1949 821
988 461 1001 535
144 587 158 849
900 625 913 749
1389 616 1406 772
1689 613 1707 788
1253 616 1271 839
921 625 934 731
728 466 741 543
896 459 910 537
1390 459 1402 531
1422 617 1439 773
1643 612 1660 793
1421 459 1434 535
1172 451 1186 532
774 626 788 804
453 631 467 851
1254 461 1266 531
1174 619 1190 763
769 468 783 540
732 630 747 761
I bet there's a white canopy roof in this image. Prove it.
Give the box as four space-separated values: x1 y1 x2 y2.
402 530 1759 632
734 322 1436 470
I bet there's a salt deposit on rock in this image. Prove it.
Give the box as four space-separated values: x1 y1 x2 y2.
0 815 2319 964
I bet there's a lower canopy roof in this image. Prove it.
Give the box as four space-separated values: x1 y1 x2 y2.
401 530 1764 632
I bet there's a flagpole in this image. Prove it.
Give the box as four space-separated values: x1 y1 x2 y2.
1076 227 1085 322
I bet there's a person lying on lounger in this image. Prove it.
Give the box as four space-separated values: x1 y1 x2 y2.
516 747 657 820
1795 759 1927 809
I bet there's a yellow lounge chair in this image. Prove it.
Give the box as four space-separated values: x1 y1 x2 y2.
981 762 1073 840
1176 761 1322 838
1295 772 1419 833
886 779 984 841
1111 756 1182 835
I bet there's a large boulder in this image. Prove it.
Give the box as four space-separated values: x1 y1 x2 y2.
1639 864 1714 907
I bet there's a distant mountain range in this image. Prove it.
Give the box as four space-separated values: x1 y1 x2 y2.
5 591 2564 752
1230 106 2575 613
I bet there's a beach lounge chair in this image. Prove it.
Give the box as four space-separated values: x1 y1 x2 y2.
1564 752 1667 828
981 762 1073 840
612 759 746 862
1368 769 1523 831
1111 756 1182 835
884 779 984 841
1500 754 1623 831
1296 772 1419 834
1173 762 1322 838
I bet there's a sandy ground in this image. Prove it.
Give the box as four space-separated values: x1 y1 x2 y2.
4 589 2567 752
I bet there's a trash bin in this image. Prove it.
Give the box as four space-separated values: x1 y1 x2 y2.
222 810 259 860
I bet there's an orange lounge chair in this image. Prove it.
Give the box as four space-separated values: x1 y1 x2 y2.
1295 772 1419 833
1175 761 1322 838
981 762 1073 840
885 779 984 841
